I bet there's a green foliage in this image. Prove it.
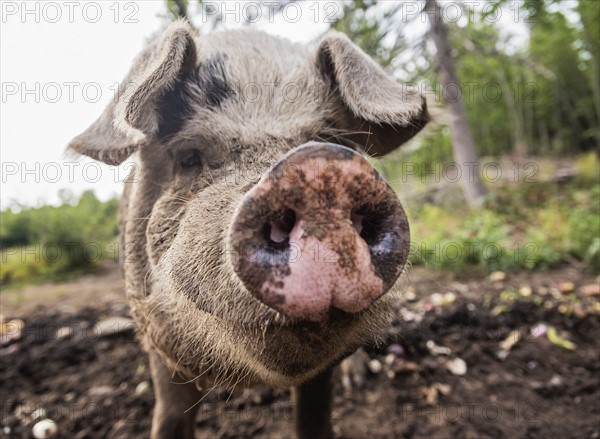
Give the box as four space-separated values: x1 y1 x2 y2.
330 0 407 71
409 170 600 273
327 0 600 166
166 0 188 20
1 191 119 286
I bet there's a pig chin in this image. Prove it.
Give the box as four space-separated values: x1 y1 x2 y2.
147 262 399 387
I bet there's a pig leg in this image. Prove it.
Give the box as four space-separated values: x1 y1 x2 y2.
149 352 201 439
294 368 334 439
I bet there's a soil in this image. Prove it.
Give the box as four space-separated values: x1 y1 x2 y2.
1 262 599 438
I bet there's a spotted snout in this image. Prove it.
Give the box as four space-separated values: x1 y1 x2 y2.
228 142 410 322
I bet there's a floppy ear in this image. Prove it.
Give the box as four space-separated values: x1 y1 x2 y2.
316 32 429 156
67 20 197 165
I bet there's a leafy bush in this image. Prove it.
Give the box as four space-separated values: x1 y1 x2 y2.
408 173 599 274
1 191 119 286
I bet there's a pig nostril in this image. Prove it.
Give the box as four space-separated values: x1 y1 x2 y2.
264 208 296 247
353 206 384 247
351 212 363 234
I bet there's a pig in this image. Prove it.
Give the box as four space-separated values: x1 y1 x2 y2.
67 20 428 439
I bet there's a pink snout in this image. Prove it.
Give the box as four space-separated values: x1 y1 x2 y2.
228 142 410 322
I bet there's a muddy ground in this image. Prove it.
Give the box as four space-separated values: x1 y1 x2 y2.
1 262 599 438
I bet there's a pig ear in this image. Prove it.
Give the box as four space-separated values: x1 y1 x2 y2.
316 32 429 156
67 20 197 165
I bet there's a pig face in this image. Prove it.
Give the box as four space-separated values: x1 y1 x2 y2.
68 21 428 388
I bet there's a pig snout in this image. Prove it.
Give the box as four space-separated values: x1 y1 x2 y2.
228 142 410 322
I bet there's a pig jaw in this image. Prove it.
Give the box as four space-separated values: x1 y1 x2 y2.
228 142 410 322
140 274 400 387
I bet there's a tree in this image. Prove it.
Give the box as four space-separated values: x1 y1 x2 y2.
166 0 188 20
424 0 488 206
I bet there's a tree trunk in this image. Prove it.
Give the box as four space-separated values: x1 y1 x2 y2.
496 67 527 158
424 0 488 206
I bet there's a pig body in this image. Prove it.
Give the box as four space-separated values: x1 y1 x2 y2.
68 21 428 438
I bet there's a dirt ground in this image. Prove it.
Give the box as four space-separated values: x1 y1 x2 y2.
1 262 599 439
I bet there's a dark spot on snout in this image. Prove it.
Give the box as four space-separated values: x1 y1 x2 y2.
196 54 231 108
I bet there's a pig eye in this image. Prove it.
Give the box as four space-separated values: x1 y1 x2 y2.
179 149 203 169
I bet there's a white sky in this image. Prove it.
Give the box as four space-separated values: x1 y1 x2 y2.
0 1 334 209
1 1 535 209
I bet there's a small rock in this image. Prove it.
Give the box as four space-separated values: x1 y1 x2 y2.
430 293 443 306
55 327 73 339
32 419 57 439
387 344 405 357
489 271 506 282
384 353 396 366
549 375 563 387
446 358 467 376
135 381 151 396
367 359 382 374
92 317 135 338
496 350 509 361
527 361 538 370
580 283 600 297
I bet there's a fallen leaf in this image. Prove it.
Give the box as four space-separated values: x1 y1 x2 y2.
519 286 533 297
580 283 600 297
499 329 522 351
559 281 575 293
92 317 135 338
547 326 576 350
491 305 509 316
489 271 506 282
433 383 451 395
426 340 452 356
